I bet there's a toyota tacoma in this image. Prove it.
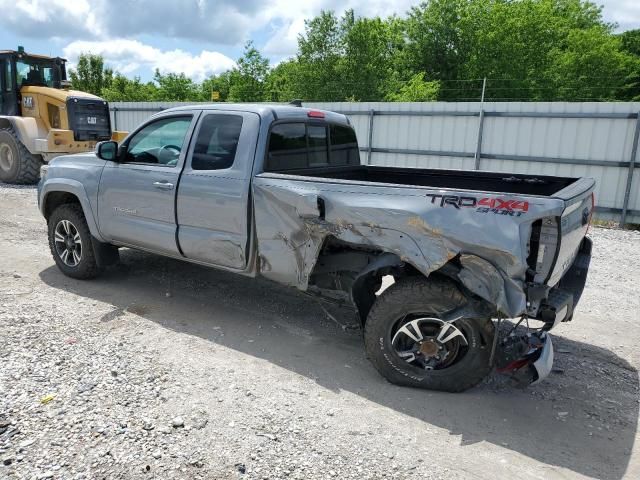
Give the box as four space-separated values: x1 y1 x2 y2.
38 104 594 392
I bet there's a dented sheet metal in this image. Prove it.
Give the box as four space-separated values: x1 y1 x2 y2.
457 254 526 318
252 174 565 318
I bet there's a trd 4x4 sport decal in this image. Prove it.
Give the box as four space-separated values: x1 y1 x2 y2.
425 194 529 217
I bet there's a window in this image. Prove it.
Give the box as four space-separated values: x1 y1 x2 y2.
47 103 61 128
191 114 243 170
16 61 54 88
266 122 360 171
124 116 192 166
330 125 360 166
267 123 308 170
5 61 13 92
308 125 328 166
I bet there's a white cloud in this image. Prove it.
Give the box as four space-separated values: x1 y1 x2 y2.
0 0 261 44
63 40 236 81
1 0 418 48
0 0 103 38
599 0 640 31
2 0 639 78
263 18 307 57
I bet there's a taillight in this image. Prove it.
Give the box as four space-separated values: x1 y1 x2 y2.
529 216 560 284
307 110 325 118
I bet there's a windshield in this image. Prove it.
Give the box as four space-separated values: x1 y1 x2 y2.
16 59 55 87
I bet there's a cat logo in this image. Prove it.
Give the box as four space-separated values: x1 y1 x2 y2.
22 96 34 109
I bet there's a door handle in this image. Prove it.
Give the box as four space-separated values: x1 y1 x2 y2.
153 181 174 190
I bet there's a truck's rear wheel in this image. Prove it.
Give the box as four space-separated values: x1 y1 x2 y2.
47 204 103 279
0 128 43 184
364 277 494 392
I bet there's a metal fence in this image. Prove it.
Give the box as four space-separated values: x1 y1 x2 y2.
109 101 640 225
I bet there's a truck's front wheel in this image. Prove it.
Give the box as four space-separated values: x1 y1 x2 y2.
48 204 103 279
0 128 43 184
364 277 494 392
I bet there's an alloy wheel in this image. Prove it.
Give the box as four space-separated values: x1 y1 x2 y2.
54 219 83 267
391 315 470 371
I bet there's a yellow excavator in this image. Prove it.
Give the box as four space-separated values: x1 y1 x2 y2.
0 47 126 184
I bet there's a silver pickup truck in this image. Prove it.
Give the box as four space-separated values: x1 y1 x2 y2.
38 104 594 392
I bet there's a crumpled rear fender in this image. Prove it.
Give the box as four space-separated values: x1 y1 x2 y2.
252 184 437 288
456 254 526 318
252 175 546 318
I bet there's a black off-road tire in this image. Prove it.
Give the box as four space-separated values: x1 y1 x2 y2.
48 204 103 280
0 128 43 184
364 277 494 392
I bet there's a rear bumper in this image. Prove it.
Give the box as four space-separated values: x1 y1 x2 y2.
534 237 592 328
496 331 554 385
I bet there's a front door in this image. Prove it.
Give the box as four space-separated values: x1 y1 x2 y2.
97 113 197 255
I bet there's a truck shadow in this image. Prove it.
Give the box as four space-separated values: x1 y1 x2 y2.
39 249 638 480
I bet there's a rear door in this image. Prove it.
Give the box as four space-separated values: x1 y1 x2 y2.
176 110 260 269
97 113 197 255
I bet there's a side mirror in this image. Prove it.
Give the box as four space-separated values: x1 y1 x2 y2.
96 141 118 161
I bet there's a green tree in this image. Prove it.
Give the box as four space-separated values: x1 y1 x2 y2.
385 73 440 101
548 27 636 100
201 71 233 101
265 60 301 102
293 10 404 101
100 73 157 102
294 10 345 100
153 70 200 101
402 0 636 100
66 2 640 104
227 41 270 102
69 53 113 96
339 15 405 100
619 29 640 100
620 29 640 57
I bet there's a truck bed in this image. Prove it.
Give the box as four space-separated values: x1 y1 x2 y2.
266 165 577 197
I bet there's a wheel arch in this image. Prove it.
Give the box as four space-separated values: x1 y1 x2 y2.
309 236 507 326
307 235 483 325
40 182 105 242
0 116 41 153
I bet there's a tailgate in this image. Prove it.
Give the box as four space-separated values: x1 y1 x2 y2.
547 178 595 287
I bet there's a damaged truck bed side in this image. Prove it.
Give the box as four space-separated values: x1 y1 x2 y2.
38 104 595 392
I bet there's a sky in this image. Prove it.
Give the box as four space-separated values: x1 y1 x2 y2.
0 0 639 82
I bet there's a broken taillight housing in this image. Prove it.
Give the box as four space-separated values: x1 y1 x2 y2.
527 216 559 284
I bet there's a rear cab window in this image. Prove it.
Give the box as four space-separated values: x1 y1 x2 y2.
266 122 359 172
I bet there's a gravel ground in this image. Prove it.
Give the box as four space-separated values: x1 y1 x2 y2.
0 183 639 480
